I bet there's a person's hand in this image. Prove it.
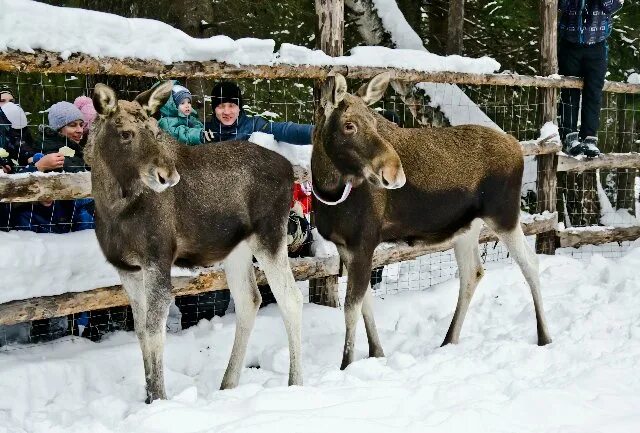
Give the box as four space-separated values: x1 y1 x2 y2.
202 129 215 143
35 153 65 172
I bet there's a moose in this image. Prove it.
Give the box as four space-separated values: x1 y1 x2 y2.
87 81 303 403
311 72 553 370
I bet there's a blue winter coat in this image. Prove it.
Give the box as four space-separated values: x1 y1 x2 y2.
204 112 313 145
558 0 623 45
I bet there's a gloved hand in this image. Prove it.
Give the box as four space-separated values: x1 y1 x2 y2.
202 129 215 143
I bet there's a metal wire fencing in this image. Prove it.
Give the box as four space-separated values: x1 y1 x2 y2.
1 72 638 346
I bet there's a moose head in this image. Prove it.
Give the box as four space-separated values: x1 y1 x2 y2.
321 72 406 190
89 81 180 193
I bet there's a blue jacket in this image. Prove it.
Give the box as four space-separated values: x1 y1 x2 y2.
205 112 313 145
559 0 623 45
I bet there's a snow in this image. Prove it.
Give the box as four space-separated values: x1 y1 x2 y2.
1 249 640 432
248 131 311 169
595 170 640 228
1 0 499 75
371 0 501 131
628 72 640 84
0 230 197 304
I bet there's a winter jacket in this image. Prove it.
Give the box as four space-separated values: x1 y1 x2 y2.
11 127 94 233
158 92 205 146
205 112 313 145
558 0 623 45
20 126 88 173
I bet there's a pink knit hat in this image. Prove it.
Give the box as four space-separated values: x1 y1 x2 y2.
74 96 97 133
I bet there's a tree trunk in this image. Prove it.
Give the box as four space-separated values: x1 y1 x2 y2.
310 0 344 308
447 0 465 55
536 0 559 254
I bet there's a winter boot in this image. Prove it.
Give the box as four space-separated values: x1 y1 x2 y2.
564 132 585 156
582 136 601 158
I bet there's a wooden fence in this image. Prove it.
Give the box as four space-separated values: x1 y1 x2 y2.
1 49 640 327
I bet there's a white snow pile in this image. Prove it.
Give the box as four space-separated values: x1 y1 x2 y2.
0 0 499 74
367 0 501 129
248 131 311 169
0 230 196 304
628 72 639 84
1 249 640 432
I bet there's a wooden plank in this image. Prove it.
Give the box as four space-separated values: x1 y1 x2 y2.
0 172 92 203
1 49 639 93
557 153 640 173
0 214 556 326
0 165 309 203
520 137 562 156
557 226 640 248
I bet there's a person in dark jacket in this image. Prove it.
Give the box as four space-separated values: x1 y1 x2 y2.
204 81 313 144
0 87 14 107
558 0 624 157
12 101 94 233
0 102 36 173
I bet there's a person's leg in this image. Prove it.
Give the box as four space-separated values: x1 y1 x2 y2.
557 40 583 142
579 41 608 151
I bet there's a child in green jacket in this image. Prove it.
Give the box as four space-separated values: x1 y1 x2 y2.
158 84 205 145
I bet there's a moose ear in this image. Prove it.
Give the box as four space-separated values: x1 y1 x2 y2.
93 83 118 117
135 81 173 117
359 72 391 106
332 73 348 106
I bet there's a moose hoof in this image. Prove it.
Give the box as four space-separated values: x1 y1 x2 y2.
145 391 167 404
537 336 552 346
369 348 385 358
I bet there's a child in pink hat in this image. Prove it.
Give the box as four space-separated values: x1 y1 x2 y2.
73 96 97 134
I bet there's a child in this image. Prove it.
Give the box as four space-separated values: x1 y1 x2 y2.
158 83 206 146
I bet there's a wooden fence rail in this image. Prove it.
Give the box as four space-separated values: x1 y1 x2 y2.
0 213 557 326
1 50 640 93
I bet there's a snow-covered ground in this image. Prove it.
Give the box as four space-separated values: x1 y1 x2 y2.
1 248 639 432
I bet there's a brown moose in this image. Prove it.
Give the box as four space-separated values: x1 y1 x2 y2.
87 81 303 402
311 72 552 370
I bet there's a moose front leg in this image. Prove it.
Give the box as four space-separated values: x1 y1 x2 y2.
339 246 378 370
119 267 173 403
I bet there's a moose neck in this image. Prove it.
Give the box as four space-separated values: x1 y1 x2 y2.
310 118 352 203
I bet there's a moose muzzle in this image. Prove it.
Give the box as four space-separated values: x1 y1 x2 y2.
142 166 181 193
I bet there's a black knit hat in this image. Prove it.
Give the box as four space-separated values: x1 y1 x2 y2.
211 81 243 109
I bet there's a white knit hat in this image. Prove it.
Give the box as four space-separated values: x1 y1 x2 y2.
1 102 28 129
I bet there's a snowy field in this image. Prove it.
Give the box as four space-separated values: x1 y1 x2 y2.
1 248 639 433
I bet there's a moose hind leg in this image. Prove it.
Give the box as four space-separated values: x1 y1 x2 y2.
220 240 262 390
491 222 552 346
253 237 303 386
119 267 173 403
442 219 484 346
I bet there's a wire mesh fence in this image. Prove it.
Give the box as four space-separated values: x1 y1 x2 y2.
1 71 638 347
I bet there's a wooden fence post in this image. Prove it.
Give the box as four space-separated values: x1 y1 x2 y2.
535 0 559 254
309 0 344 307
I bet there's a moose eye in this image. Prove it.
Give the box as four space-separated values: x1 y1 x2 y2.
344 122 357 134
120 131 133 141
